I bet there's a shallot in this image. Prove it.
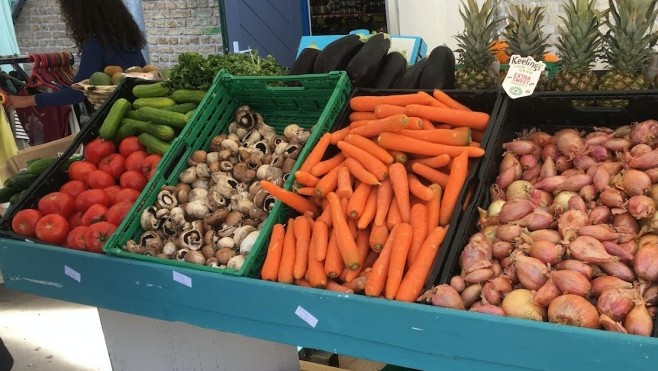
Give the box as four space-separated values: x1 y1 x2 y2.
461 284 482 308
550 270 591 297
601 241 635 262
470 304 505 316
555 260 595 280
597 288 637 321
513 253 549 290
569 236 618 263
534 278 561 306
528 240 564 265
419 284 465 310
558 210 590 242
548 294 599 329
591 276 633 297
621 169 651 196
624 301 653 336
516 209 554 231
630 119 658 146
634 243 658 282
589 206 611 225
642 285 658 306
630 143 653 158
599 314 629 333
627 195 656 219
629 148 658 170
577 224 619 241
482 281 502 306
505 180 534 201
504 140 540 156
529 229 562 244
554 129 585 157
449 275 466 293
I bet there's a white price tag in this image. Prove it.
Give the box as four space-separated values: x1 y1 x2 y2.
295 305 318 328
64 266 81 282
502 55 546 99
172 271 192 287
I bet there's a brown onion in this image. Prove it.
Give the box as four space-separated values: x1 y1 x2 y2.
530 229 562 244
464 267 495 284
516 209 554 231
630 119 658 146
569 235 618 263
601 241 635 262
603 137 632 152
622 169 652 196
629 149 658 170
592 165 610 193
491 275 513 293
627 195 656 219
482 281 502 306
624 301 653 336
599 188 626 208
502 289 546 320
470 304 505 316
556 260 595 279
420 284 465 310
589 206 611 225
461 284 482 308
591 276 633 297
597 288 638 322
513 253 549 290
599 314 629 333
548 294 599 328
534 278 561 306
529 240 564 265
449 275 466 293
577 224 619 241
558 210 590 242
634 244 658 282
554 129 585 157
487 199 506 216
492 241 514 259
550 270 591 297
505 180 534 201
630 144 653 158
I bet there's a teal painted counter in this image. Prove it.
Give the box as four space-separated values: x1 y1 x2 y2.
1 237 657 370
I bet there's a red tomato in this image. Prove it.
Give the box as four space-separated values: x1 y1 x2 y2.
118 136 145 158
81 203 109 225
86 170 116 189
106 201 133 225
98 153 126 180
124 151 148 172
68 212 84 229
120 171 147 191
38 192 76 218
68 161 97 182
75 189 112 212
113 188 140 204
35 214 70 245
84 137 116 165
85 221 117 253
141 154 162 179
67 226 89 250
59 180 88 198
11 209 43 237
103 185 122 204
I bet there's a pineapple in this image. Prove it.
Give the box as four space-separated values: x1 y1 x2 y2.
455 0 503 90
552 0 602 92
599 0 658 92
503 5 551 91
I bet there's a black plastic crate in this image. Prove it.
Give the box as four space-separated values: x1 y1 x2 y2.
437 90 658 336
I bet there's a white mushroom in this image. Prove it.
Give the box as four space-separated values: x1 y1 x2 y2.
227 255 246 271
233 225 256 247
239 230 260 255
221 139 239 153
284 124 310 144
140 206 160 231
188 188 208 203
179 167 198 184
217 236 235 249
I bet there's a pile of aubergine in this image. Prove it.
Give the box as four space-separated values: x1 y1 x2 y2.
289 33 455 90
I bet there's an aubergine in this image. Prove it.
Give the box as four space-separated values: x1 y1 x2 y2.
372 51 408 89
345 33 391 87
393 58 428 89
289 43 321 76
313 34 365 73
418 46 456 89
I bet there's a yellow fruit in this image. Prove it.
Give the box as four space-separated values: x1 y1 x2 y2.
142 64 159 72
111 72 125 85
104 65 123 76
125 66 144 73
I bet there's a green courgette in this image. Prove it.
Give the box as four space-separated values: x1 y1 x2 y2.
27 158 57 175
0 186 18 203
137 107 186 129
138 133 171 155
120 118 175 141
125 110 142 120
162 103 198 114
99 98 132 139
170 89 207 104
132 82 171 98
4 172 38 189
133 97 176 110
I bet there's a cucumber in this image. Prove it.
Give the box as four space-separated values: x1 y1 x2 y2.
137 107 186 129
9 190 25 204
171 89 207 104
372 51 408 89
133 97 176 110
125 110 142 120
162 103 197 114
132 82 171 98
120 118 175 141
0 186 18 203
419 46 456 89
346 33 391 87
184 110 195 123
313 34 365 73
138 133 171 155
4 172 38 189
99 98 131 139
27 158 57 175
393 59 428 89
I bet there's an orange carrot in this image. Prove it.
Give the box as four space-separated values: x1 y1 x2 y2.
418 90 448 108
293 216 311 280
405 104 489 130
330 126 352 144
317 205 333 228
398 128 471 146
312 221 330 261
470 141 481 148
408 154 451 169
345 229 370 282
350 111 378 121
349 119 372 129
327 192 361 270
343 157 379 185
411 162 448 189
277 218 296 284
296 278 312 288
435 124 452 129
349 114 409 138
347 217 358 239
404 117 425 130
364 224 399 297
472 129 485 143
452 126 471 133
326 280 354 294
374 104 406 118
307 237 328 288
432 89 472 111
315 166 340 197
389 150 407 164
407 174 434 202
294 170 320 187
426 184 443 231
344 134 394 165
336 166 353 199
362 250 379 270
369 222 389 252
296 187 316 197
324 230 344 278
343 276 367 293
389 163 410 223
347 182 372 219
337 141 389 181
378 132 485 158
300 133 332 172
385 223 413 299
396 226 446 302
261 180 319 217
311 153 345 177
350 92 432 112
260 224 285 281
374 180 393 226
407 203 428 266
357 188 378 229
440 151 469 226
420 119 435 129
386 196 402 231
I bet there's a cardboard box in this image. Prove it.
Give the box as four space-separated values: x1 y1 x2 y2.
7 134 79 174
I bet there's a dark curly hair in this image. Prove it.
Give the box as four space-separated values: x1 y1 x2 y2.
57 0 146 51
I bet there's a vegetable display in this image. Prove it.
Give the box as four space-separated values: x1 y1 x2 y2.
259 90 491 300
424 121 658 336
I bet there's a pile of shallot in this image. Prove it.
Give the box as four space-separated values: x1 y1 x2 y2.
420 120 658 336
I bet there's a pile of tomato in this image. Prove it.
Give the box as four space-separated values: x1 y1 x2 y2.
11 136 161 253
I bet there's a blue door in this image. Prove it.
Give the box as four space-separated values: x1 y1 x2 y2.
222 0 303 68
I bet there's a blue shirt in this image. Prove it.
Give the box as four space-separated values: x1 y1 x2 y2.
35 37 146 107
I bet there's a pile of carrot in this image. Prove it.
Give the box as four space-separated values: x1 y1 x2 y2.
260 89 489 302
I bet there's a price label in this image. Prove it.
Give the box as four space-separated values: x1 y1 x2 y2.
64 265 81 282
173 271 192 287
295 305 318 328
502 55 546 99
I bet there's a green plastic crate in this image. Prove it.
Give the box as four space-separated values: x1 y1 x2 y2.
103 70 352 277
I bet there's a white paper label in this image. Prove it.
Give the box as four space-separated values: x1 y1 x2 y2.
502 55 546 99
64 266 81 282
295 305 318 328
172 271 192 287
